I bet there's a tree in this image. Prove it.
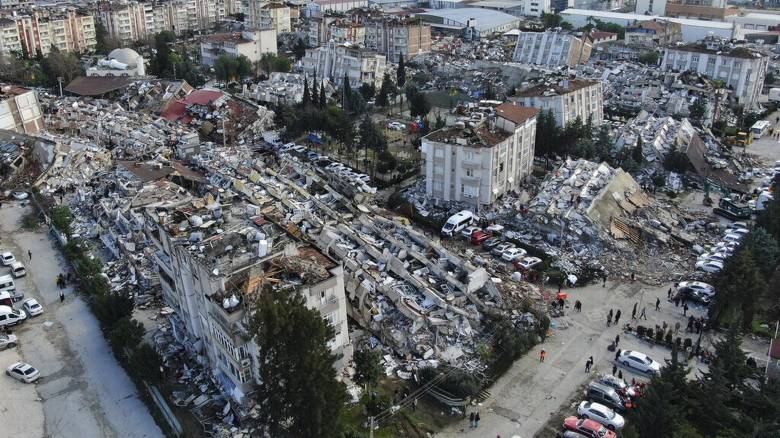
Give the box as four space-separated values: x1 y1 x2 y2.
41 51 84 86
663 145 689 173
50 205 73 236
757 179 780 244
711 248 767 330
319 85 326 109
214 54 252 84
358 82 375 101
396 54 406 88
352 348 382 388
766 71 775 85
405 85 431 118
92 292 135 330
741 228 779 279
293 38 307 60
256 53 292 75
595 124 613 162
483 81 496 100
108 316 145 356
632 136 644 164
638 51 660 65
689 97 707 124
302 76 311 106
376 72 395 107
151 31 176 77
249 288 347 438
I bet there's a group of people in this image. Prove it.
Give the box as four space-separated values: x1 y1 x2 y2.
468 411 481 429
606 309 622 327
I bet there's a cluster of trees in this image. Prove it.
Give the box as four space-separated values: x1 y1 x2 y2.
621 330 780 438
637 52 660 66
541 12 573 30
581 18 626 39
0 46 84 89
535 112 616 164
255 53 292 76
688 97 708 125
213 54 252 83
148 31 205 87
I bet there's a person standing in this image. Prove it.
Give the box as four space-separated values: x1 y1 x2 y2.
585 359 591 372
607 309 613 327
615 348 621 361
612 364 617 376
656 297 661 311
674 321 681 334
27 249 31 260
632 302 637 319
469 412 475 428
683 303 689 316
640 306 647 319
59 291 64 303
475 412 480 428
618 370 623 380
614 310 622 326
615 334 620 347
540 349 546 363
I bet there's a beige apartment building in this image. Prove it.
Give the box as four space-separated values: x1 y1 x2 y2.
513 30 592 67
364 18 431 63
0 8 97 56
511 79 603 127
246 0 291 33
200 29 277 66
421 103 538 206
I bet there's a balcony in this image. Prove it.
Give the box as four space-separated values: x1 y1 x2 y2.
206 293 247 341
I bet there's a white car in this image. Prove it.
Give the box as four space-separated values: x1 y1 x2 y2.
501 247 527 262
618 350 661 375
0 252 15 266
577 401 625 430
697 252 728 264
11 191 28 200
677 281 714 296
6 362 40 383
724 228 749 237
0 333 17 350
723 233 743 244
696 259 724 273
22 298 43 317
492 243 514 256
387 121 406 130
460 226 482 238
516 256 543 270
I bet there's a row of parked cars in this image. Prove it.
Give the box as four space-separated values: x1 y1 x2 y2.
561 350 664 437
0 250 43 384
694 222 749 274
273 140 376 193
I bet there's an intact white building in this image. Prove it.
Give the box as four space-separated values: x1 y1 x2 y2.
200 29 277 67
470 0 552 17
420 103 538 206
87 48 147 77
510 78 603 127
302 42 386 87
246 1 292 33
513 31 592 67
660 36 768 107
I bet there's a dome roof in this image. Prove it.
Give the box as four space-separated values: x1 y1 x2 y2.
108 48 141 65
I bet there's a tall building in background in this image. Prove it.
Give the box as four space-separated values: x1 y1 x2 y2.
513 30 592 67
0 7 96 56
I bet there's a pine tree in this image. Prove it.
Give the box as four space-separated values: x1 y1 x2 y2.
302 76 311 106
596 124 613 163
342 72 351 112
741 228 780 278
353 349 382 388
319 85 326 109
312 79 319 107
249 287 347 438
711 248 766 330
396 54 406 88
376 72 393 107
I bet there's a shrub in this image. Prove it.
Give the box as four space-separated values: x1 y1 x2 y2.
636 326 646 337
646 328 654 339
108 316 144 357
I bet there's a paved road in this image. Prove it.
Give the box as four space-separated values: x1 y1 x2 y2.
0 202 163 438
437 279 711 438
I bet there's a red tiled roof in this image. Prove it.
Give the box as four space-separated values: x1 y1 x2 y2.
161 89 224 124
496 102 538 125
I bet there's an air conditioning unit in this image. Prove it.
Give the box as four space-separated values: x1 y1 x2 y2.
241 358 252 368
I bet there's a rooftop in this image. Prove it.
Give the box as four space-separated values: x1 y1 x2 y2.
203 33 251 44
495 103 538 125
515 78 600 98
669 42 766 59
425 124 511 147
560 8 735 30
415 8 520 33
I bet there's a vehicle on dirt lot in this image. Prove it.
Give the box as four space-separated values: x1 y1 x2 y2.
460 226 482 239
6 362 39 383
22 298 43 317
618 350 661 375
482 237 502 249
563 416 617 438
515 256 542 270
1 252 15 266
491 242 514 256
471 231 492 245
596 374 637 398
501 247 527 262
696 259 724 273
577 401 625 430
0 333 17 350
586 382 628 413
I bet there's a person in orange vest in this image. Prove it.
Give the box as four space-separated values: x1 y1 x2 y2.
540 349 546 363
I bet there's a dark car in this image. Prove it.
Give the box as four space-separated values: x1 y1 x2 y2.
679 286 712 305
482 237 502 249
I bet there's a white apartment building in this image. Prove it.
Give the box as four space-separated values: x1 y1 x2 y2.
302 42 386 87
511 78 603 127
0 85 43 135
145 201 352 402
200 29 277 67
0 18 21 55
513 31 592 67
420 103 538 206
364 18 431 63
246 1 291 33
660 37 768 108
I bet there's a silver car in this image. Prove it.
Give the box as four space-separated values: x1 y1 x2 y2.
618 350 661 375
0 333 17 350
577 401 625 430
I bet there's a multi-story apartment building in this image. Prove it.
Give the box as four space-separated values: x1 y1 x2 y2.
246 1 291 33
420 102 538 206
510 78 603 127
635 0 737 20
471 0 552 18
200 29 277 67
307 14 339 47
513 31 592 67
0 0 34 8
660 36 768 108
624 19 682 46
144 191 352 402
329 20 365 45
364 18 431 63
0 8 97 56
307 0 369 16
0 85 43 135
302 42 386 87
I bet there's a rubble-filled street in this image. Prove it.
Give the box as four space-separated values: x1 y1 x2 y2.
0 1 778 437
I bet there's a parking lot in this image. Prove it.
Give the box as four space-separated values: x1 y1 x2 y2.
0 202 162 438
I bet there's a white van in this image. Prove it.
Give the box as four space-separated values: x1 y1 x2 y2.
441 210 476 237
10 262 25 278
0 305 26 327
0 274 14 292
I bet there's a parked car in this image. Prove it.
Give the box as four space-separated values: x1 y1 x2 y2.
471 231 492 245
677 281 714 296
492 243 514 257
697 252 728 264
596 374 637 398
387 121 406 130
501 247 527 262
562 416 617 438
577 401 625 430
10 262 25 278
6 362 40 383
460 226 482 239
0 333 17 350
722 233 743 243
618 350 661 375
11 191 28 201
0 305 25 327
724 227 749 236
22 298 43 317
586 382 628 413
696 259 724 273
482 237 502 249
0 252 15 266
515 256 542 270
679 287 713 305
485 224 504 234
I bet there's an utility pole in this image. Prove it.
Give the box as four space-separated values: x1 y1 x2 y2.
57 76 63 97
368 416 374 438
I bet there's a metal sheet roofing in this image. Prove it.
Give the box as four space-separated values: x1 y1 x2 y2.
415 8 520 32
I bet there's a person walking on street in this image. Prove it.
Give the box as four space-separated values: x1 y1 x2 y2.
674 321 680 334
668 288 672 299
618 370 623 380
59 291 64 303
540 349 546 363
585 358 592 372
656 297 661 311
615 348 621 361
475 412 480 428
603 275 606 287
575 300 582 312
614 310 622 326
612 364 617 376
632 302 637 319
607 309 613 327
683 303 689 316
615 334 620 347
640 306 647 319
27 249 31 260
631 272 635 282
469 412 475 428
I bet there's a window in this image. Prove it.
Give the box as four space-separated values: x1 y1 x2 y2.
465 168 473 177
499 162 504 172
